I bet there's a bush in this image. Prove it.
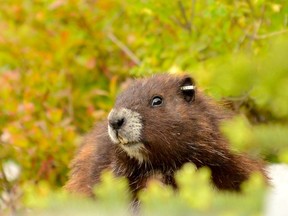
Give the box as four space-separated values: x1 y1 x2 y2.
0 0 287 215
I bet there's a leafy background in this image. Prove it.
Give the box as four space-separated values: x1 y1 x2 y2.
0 0 287 215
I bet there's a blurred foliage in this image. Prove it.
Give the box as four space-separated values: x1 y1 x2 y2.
20 165 266 216
0 0 287 215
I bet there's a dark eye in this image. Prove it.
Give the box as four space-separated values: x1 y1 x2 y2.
151 96 163 107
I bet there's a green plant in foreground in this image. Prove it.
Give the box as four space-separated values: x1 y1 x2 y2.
21 164 266 216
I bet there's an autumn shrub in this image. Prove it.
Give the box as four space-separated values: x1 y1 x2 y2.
0 0 287 215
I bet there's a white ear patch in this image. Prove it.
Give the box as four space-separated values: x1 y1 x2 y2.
180 85 195 91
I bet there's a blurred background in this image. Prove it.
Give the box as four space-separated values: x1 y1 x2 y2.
0 0 287 215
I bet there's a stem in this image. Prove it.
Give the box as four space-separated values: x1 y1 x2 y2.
254 29 288 40
190 0 196 32
107 32 141 66
245 0 257 19
177 0 192 34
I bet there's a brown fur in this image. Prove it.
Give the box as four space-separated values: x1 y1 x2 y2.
65 74 267 197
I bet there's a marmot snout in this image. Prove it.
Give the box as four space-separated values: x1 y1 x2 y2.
108 108 145 162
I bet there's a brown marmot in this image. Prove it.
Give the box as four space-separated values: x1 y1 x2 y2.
65 74 267 197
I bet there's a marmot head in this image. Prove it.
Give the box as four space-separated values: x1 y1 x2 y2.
108 74 228 167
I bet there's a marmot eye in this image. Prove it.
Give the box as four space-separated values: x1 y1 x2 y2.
151 96 163 107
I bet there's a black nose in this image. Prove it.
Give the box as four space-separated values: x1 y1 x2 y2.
109 117 125 130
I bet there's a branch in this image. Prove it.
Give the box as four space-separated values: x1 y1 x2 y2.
177 0 192 34
190 0 196 31
107 32 141 66
253 29 288 40
170 16 187 29
245 0 257 19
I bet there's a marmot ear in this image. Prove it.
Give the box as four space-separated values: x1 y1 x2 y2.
180 76 196 103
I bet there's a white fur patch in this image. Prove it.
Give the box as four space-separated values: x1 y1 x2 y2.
108 108 145 162
108 121 119 143
121 143 146 163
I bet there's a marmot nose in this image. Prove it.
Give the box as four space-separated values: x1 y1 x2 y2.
109 117 125 130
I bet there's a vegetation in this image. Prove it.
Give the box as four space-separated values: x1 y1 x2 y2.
0 0 287 215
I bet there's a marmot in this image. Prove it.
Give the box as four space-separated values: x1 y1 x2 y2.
65 74 267 197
